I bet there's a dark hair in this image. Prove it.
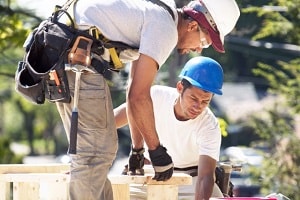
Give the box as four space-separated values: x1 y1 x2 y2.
183 12 191 20
179 8 193 21
181 79 192 93
181 79 212 95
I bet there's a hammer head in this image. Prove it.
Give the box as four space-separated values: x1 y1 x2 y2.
65 64 95 73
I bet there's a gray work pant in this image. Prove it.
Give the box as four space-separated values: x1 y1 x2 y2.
56 70 118 200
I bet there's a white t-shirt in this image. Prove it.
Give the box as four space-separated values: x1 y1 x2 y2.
74 0 178 67
147 85 222 168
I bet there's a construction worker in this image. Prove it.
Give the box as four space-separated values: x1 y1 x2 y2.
115 56 225 199
56 0 240 199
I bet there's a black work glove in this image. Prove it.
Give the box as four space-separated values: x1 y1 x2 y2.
127 146 145 175
121 164 129 175
148 145 174 181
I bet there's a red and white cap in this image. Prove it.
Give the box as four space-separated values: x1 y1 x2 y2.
183 0 240 53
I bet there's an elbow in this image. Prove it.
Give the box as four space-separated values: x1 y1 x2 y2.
127 88 149 105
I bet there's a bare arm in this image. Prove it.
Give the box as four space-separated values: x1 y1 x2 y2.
114 103 128 128
126 54 160 150
195 155 217 200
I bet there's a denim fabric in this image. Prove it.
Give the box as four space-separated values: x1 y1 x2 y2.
56 70 118 200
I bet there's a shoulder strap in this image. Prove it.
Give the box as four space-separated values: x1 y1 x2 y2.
52 0 78 28
148 0 175 21
61 0 77 10
65 0 79 29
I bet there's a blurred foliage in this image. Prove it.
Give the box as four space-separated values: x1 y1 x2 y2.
253 59 300 113
218 118 228 137
250 58 300 198
248 103 300 199
0 0 68 159
0 6 29 50
0 136 23 164
247 0 300 198
243 0 300 44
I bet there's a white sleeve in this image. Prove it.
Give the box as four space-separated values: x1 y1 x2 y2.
196 110 222 161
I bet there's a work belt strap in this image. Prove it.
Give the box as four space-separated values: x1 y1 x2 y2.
174 166 198 177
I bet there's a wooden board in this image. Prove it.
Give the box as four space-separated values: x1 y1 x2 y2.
0 164 70 174
109 173 192 185
0 164 192 200
0 173 191 185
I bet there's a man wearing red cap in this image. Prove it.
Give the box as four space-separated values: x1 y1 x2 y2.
55 0 240 199
182 0 240 53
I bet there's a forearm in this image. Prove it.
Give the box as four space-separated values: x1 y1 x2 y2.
195 176 215 200
114 103 128 128
196 155 217 200
127 93 160 150
126 55 160 151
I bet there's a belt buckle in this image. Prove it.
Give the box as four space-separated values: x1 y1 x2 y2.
89 26 99 40
68 36 93 66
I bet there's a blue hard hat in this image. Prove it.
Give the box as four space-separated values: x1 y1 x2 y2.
179 56 223 95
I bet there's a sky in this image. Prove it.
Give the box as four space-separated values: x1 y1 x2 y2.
16 0 65 18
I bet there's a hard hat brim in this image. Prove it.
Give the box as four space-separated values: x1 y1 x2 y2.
183 7 225 53
179 76 223 95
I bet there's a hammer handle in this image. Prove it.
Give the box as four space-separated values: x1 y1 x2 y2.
68 71 81 155
68 112 78 154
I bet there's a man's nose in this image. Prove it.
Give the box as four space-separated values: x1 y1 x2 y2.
192 102 202 110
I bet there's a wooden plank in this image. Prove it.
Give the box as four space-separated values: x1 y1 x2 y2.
0 164 70 174
112 184 130 200
13 182 39 200
0 170 192 200
109 173 192 185
0 173 69 183
0 164 191 185
40 182 69 200
0 181 10 200
0 172 191 185
147 185 178 200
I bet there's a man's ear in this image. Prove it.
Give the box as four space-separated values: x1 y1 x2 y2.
176 81 184 94
187 20 199 32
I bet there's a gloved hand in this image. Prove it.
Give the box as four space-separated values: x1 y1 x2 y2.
121 164 129 175
127 146 145 175
148 145 174 181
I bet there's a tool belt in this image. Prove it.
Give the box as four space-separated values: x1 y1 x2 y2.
15 2 135 105
15 0 173 105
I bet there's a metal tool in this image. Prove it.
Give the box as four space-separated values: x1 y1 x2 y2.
65 64 94 154
66 35 94 155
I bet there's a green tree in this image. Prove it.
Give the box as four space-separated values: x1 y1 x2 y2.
247 0 300 198
243 0 300 44
248 102 299 198
0 0 67 158
0 136 23 164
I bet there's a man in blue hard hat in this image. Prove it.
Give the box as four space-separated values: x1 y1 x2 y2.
114 56 225 199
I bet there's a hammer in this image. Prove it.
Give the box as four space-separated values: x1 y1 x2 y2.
66 36 94 154
66 64 94 154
